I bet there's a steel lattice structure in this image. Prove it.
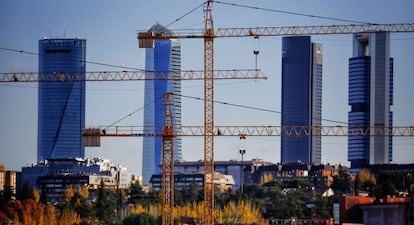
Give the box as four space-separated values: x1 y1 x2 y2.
161 93 175 225
0 69 266 82
83 125 414 138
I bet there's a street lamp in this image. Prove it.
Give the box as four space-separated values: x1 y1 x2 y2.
239 135 246 194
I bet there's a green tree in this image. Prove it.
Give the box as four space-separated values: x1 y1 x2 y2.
122 213 157 225
128 182 158 207
374 172 403 199
39 187 49 204
1 185 14 203
94 180 116 225
285 190 308 219
331 165 352 195
19 181 35 201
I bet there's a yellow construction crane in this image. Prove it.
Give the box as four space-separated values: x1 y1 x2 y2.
136 1 414 224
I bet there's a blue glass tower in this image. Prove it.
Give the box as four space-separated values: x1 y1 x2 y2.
142 24 182 183
38 38 86 162
348 32 393 172
281 36 322 164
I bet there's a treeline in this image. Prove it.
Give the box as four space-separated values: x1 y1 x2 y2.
0 167 411 225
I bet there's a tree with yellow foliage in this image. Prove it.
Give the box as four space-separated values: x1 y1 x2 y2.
129 199 266 225
356 168 377 195
260 173 274 184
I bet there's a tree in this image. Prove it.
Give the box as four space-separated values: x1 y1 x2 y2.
356 168 376 195
122 213 157 225
331 165 352 195
39 187 49 204
128 182 157 206
1 185 14 203
373 172 402 199
19 181 35 201
94 180 116 225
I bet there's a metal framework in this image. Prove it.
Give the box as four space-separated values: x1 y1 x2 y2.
0 69 266 82
83 125 414 138
203 2 215 224
162 93 175 225
137 23 414 39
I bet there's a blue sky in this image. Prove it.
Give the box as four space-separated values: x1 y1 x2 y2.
1 0 413 175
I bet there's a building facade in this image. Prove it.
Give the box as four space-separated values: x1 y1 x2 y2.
142 23 182 183
38 38 86 162
281 36 323 164
348 32 393 173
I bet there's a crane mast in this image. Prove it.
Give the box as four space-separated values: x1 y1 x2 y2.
203 1 215 224
162 93 175 225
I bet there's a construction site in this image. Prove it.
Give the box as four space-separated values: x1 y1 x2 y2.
1 1 414 224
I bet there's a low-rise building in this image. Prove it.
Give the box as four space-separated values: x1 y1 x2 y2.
251 162 339 190
150 172 235 192
21 158 132 203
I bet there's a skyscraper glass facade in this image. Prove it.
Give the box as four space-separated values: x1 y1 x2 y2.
281 36 322 164
38 38 86 162
348 32 393 172
142 24 181 183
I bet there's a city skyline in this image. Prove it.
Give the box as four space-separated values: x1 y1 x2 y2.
0 1 413 175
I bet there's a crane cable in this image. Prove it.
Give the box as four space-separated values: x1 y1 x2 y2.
0 47 145 71
165 1 207 28
175 93 348 125
213 0 374 25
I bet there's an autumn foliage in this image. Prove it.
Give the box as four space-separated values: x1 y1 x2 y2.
1 199 80 225
129 200 267 225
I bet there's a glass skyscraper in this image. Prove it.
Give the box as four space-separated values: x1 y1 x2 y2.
281 36 322 164
142 24 182 183
348 32 393 173
38 38 86 162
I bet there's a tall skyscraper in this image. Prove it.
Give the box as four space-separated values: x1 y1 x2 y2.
281 36 322 164
38 38 86 162
142 24 182 183
348 32 393 172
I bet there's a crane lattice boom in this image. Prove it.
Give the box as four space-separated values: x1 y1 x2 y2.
0 69 266 82
83 126 414 138
138 23 414 39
